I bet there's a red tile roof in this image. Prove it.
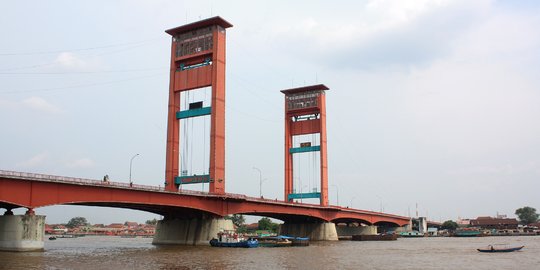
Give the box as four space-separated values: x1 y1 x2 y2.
470 217 518 226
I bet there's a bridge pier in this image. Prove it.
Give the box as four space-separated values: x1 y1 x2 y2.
152 217 233 246
0 209 45 252
336 225 378 238
279 222 338 241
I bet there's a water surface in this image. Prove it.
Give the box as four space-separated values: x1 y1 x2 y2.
1 236 539 269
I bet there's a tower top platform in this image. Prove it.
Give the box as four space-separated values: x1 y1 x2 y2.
280 84 329 95
165 16 233 36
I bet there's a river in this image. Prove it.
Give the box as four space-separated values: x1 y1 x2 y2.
1 236 539 269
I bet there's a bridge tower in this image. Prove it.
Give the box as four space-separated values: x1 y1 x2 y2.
282 84 330 206
164 17 232 194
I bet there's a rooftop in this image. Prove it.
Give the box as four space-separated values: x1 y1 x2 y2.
165 16 233 36
281 84 329 95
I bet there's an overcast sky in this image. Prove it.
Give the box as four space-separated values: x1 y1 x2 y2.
1 0 539 225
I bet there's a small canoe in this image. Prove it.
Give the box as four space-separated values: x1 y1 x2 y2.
477 245 524 253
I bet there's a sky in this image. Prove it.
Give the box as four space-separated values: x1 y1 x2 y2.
1 0 540 225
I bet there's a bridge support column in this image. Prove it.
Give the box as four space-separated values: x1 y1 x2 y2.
336 225 377 238
279 222 338 241
0 210 45 252
152 217 233 246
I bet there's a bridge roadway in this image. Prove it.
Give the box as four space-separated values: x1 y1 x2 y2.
0 170 408 226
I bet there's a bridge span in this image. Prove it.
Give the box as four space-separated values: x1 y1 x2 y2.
1 16 412 251
0 170 409 250
0 170 409 225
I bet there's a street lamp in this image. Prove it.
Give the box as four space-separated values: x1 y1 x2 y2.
349 196 356 208
253 167 263 197
300 185 307 203
129 154 139 185
376 195 383 213
331 184 339 206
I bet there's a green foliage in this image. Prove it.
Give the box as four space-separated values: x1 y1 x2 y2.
515 206 539 225
66 217 89 228
145 218 158 225
441 220 458 231
258 217 279 232
236 225 248 233
225 214 246 227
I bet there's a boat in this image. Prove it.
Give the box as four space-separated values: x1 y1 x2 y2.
292 237 310 246
209 231 258 248
352 234 397 241
454 229 482 237
258 237 292 247
257 235 310 247
48 236 57 240
209 238 258 248
477 245 524 253
398 231 425 238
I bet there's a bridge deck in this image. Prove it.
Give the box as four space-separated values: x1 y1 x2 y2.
0 170 410 225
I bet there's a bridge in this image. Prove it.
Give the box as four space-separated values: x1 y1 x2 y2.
0 170 408 225
0 16 411 251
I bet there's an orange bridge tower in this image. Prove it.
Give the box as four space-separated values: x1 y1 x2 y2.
282 84 330 206
164 17 232 194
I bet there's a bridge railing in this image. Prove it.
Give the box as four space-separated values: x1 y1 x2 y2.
1 170 406 218
0 170 254 198
0 169 165 191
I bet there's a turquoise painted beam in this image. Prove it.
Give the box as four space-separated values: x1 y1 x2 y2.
175 174 211 185
289 145 321 154
176 107 212 119
287 192 321 200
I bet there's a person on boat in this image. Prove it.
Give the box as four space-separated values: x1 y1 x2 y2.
490 245 494 251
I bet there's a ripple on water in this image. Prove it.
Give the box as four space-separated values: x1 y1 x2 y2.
1 236 539 270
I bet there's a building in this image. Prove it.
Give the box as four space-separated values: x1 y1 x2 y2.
470 216 518 230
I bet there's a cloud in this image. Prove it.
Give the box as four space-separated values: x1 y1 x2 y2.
261 0 490 70
448 161 540 176
52 52 104 71
16 153 48 168
21 96 64 114
65 158 96 169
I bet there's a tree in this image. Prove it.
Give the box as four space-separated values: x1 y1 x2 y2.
145 218 158 225
515 206 539 225
66 217 89 228
225 214 246 228
441 220 458 231
258 217 279 232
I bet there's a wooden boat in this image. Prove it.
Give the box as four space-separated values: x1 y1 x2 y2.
352 234 397 241
257 235 310 247
292 237 310 246
48 236 57 240
477 245 524 253
209 238 258 248
454 229 482 237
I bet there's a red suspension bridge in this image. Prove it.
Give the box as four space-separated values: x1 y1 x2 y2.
0 17 410 250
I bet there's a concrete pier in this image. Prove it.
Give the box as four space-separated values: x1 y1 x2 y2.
0 214 45 252
279 222 338 241
336 225 377 237
152 217 233 245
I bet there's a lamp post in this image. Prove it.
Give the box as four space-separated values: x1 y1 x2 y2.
376 195 383 212
331 184 339 206
129 153 139 185
300 185 307 203
253 167 263 197
349 196 356 208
